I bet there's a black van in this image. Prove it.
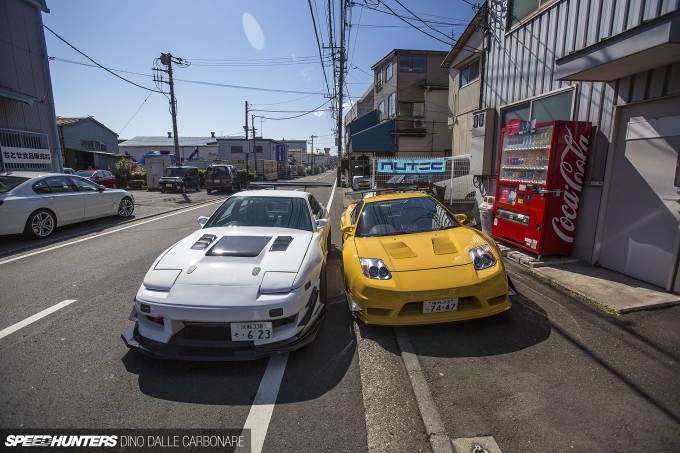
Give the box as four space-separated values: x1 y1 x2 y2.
205 164 240 194
159 166 200 193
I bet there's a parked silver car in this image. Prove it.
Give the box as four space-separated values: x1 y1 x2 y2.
0 171 135 239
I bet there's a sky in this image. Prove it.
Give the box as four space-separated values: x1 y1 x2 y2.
42 0 476 154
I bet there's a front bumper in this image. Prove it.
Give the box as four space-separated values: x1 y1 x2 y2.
122 305 324 361
122 283 324 361
347 264 511 326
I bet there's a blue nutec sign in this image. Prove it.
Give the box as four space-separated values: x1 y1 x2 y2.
377 158 446 175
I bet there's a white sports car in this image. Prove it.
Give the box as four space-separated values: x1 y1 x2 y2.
122 188 332 360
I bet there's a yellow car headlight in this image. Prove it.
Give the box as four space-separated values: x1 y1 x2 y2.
360 258 392 280
469 245 497 271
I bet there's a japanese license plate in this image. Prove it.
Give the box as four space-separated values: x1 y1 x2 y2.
165 183 173 188
423 299 459 314
231 322 273 342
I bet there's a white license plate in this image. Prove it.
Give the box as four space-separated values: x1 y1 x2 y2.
423 299 459 313
231 322 273 342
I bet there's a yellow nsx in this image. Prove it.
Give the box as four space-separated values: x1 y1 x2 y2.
341 192 511 325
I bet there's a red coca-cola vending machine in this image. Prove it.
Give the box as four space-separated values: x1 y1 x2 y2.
491 119 592 255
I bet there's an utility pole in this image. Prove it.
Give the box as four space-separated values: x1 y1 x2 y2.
244 101 250 189
251 114 257 180
337 0 346 164
310 135 317 173
157 53 189 164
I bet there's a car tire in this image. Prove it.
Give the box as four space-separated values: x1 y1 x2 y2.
160 188 165 193
206 188 212 195
117 196 135 218
24 209 56 239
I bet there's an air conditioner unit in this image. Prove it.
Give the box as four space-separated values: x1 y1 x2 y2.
413 119 425 128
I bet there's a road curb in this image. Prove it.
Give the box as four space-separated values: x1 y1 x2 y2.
395 329 454 453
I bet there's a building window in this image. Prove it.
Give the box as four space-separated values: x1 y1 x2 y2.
500 88 574 127
80 140 107 151
398 102 424 118
399 55 426 73
387 93 396 118
509 0 557 28
459 59 480 87
376 68 384 91
385 61 393 81
254 145 263 153
378 101 385 121
232 145 243 153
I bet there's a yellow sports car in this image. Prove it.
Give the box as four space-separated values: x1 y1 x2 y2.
341 191 511 325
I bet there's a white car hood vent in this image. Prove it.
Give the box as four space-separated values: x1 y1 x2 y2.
206 236 272 257
191 234 217 250
270 236 294 251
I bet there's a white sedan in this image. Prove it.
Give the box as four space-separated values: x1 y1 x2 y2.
122 189 332 361
0 171 135 239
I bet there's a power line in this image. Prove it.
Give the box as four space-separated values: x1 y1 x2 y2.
118 91 152 135
374 0 452 46
48 56 326 95
43 25 162 93
256 99 331 121
307 0 333 99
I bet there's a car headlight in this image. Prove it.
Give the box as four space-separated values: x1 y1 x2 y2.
360 258 392 280
469 245 497 270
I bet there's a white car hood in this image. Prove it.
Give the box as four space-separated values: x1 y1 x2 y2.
142 227 313 295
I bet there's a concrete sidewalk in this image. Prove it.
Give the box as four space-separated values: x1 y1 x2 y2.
499 245 680 314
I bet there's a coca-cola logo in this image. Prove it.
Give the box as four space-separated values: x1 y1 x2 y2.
551 128 589 244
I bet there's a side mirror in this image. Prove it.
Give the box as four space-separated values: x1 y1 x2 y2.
340 224 354 235
316 218 329 230
454 213 467 224
97 185 106 191
197 216 209 227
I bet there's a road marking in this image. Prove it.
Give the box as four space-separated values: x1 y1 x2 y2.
240 180 335 452
0 299 77 340
242 354 288 453
0 200 224 266
326 178 337 212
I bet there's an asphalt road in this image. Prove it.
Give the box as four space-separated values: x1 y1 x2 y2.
1 171 678 452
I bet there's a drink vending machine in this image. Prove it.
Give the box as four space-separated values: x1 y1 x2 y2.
491 119 592 255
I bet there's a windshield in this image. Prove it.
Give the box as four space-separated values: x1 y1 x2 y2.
76 170 96 177
205 196 313 231
356 196 458 237
163 168 187 177
0 176 30 194
207 167 229 177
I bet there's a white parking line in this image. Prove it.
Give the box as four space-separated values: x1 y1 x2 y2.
0 299 77 340
0 200 224 266
242 354 288 453
240 178 337 451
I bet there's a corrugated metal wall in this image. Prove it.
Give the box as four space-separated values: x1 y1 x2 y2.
0 0 59 171
484 0 679 260
485 0 680 182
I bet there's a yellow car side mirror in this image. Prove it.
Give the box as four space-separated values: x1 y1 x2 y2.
341 224 355 235
454 213 467 225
